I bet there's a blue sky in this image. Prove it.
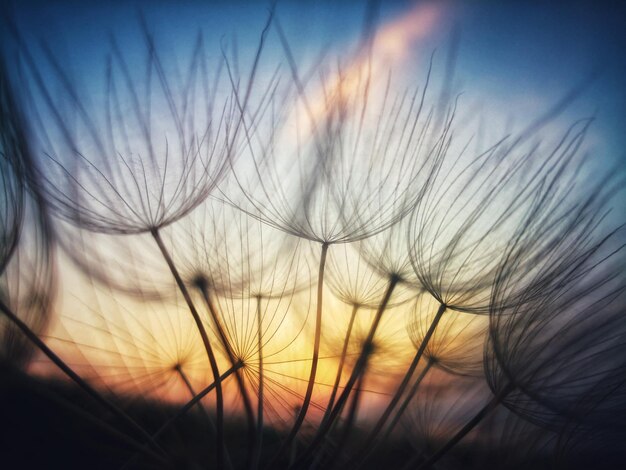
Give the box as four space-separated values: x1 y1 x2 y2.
4 0 625 181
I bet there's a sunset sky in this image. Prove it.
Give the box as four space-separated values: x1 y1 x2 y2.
2 3 626 470
3 0 625 421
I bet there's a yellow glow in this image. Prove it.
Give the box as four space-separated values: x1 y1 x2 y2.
26 2 445 425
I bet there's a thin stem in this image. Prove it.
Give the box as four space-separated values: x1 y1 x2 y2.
385 358 434 439
176 366 234 470
268 241 329 467
295 275 399 466
155 365 240 440
175 364 234 469
321 303 359 426
122 363 241 470
408 383 514 470
327 371 365 470
176 365 214 431
0 298 165 458
288 407 300 467
151 228 225 470
198 284 257 469
253 295 265 469
313 303 360 469
358 302 446 459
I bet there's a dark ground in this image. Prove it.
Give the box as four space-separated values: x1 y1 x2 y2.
1 363 624 469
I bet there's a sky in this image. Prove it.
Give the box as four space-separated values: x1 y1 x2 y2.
4 1 625 213
2 0 626 416
4 0 625 157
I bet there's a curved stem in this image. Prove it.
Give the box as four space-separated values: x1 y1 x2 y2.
407 383 514 470
384 358 433 440
157 364 241 440
177 366 235 470
321 303 359 426
0 299 165 458
267 241 329 467
327 371 365 470
176 365 214 431
253 295 265 469
198 284 257 469
122 364 241 470
295 275 399 467
358 302 446 460
151 228 225 470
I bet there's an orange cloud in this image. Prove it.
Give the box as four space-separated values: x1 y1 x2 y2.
294 2 443 135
